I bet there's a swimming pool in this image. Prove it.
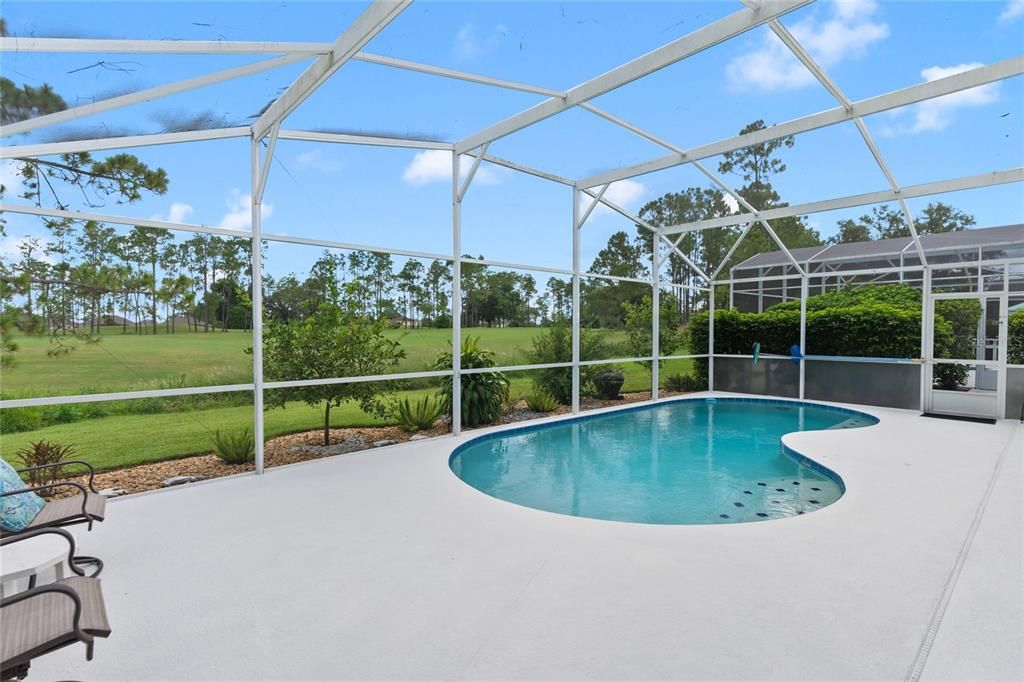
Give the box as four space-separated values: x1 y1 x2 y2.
449 397 878 525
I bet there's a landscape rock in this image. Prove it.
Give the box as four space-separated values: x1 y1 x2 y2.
98 487 126 498
409 434 429 441
161 475 204 488
287 436 366 457
372 439 400 448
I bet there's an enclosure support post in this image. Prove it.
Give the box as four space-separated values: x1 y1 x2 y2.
708 284 715 393
799 275 808 400
571 186 581 414
920 268 931 413
652 235 660 401
250 137 265 475
451 152 463 435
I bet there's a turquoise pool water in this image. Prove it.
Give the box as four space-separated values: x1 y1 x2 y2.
449 398 878 525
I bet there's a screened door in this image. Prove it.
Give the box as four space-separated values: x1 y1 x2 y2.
926 293 1006 419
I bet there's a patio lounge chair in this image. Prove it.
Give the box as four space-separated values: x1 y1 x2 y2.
1 461 106 574
1 528 111 681
0 461 106 533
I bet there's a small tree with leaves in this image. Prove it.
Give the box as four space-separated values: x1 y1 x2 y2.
260 283 406 445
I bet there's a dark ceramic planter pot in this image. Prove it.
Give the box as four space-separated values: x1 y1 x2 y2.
595 371 624 400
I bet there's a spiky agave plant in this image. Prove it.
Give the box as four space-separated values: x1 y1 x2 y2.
395 395 443 432
210 429 256 464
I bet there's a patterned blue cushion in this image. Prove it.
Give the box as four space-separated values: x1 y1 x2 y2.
0 457 45 532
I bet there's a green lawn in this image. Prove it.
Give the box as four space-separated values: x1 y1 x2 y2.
0 391 438 471
1 325 694 471
1 326 679 398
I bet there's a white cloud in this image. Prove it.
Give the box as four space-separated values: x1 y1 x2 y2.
726 0 889 92
295 149 343 172
454 22 507 60
0 160 26 198
401 150 503 187
879 63 1002 135
0 233 54 264
721 192 740 214
219 189 273 230
150 202 194 224
999 0 1024 23
592 179 647 217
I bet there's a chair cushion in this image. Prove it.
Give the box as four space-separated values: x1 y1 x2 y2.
29 493 106 529
0 457 44 532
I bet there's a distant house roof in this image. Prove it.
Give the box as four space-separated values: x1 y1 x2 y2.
732 224 1024 271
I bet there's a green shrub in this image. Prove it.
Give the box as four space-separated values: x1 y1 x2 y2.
0 407 44 434
663 373 704 392
393 395 442 432
933 298 982 390
502 388 525 414
686 284 986 387
772 283 922 313
435 337 509 427
526 324 617 404
1009 310 1024 365
525 388 559 412
46 404 82 424
622 293 685 369
13 440 77 494
210 429 256 464
688 288 925 383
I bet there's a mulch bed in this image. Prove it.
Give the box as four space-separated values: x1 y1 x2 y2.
52 390 696 498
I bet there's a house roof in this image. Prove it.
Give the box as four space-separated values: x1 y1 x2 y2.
732 224 1024 271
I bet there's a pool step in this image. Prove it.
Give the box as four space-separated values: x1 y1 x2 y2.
828 416 873 430
717 478 833 522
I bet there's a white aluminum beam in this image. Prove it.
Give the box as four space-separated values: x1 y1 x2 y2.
577 183 610 228
659 234 711 282
0 127 251 159
0 202 252 238
252 0 411 140
451 151 463 435
0 37 331 55
0 384 254 410
578 184 712 284
278 129 453 150
579 186 655 232
767 20 851 108
580 56 1024 188
254 124 280 203
261 232 449 262
353 52 565 98
663 168 1024 235
0 38 566 98
454 0 812 153
710 222 755 281
0 54 308 138
767 18 928 265
464 150 575 186
458 143 490 202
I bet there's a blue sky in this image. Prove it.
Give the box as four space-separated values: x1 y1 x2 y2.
1 0 1022 277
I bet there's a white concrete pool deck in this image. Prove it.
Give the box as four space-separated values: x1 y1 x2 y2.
30 393 1022 680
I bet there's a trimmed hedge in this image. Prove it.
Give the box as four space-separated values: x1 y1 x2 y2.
1009 310 1024 365
687 284 961 383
